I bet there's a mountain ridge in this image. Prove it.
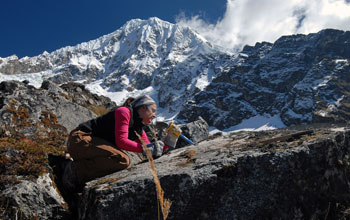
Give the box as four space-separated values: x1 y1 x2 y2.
0 17 233 120
178 28 350 129
0 17 349 130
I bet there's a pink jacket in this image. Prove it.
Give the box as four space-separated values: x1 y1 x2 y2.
114 107 150 153
114 107 169 153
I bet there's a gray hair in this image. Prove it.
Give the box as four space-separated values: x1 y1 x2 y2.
131 95 156 108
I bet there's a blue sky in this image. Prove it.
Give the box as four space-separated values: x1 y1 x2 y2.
0 0 226 58
1 0 349 59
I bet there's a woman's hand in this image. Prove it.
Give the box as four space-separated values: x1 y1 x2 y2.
143 140 165 158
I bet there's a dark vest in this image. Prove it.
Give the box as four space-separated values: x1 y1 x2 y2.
77 107 144 146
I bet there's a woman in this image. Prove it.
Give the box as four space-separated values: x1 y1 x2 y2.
62 95 180 192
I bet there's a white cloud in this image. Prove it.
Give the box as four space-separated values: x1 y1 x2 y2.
176 0 350 50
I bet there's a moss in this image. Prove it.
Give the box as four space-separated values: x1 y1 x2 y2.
5 100 34 133
41 110 58 126
183 149 197 159
3 100 68 146
1 100 67 190
0 137 66 189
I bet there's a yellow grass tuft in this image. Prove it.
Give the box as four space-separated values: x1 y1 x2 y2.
90 105 109 116
135 132 172 220
176 149 197 167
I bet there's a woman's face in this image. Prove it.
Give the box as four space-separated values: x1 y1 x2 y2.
139 104 157 124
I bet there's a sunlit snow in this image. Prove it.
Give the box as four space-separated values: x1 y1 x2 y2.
210 114 286 134
0 71 53 88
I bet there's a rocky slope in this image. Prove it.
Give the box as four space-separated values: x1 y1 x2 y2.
179 29 350 129
1 81 350 220
3 93 350 220
77 124 350 220
0 80 115 138
0 79 209 219
0 80 115 219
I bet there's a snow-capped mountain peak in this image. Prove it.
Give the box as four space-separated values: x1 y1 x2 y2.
0 17 233 120
1 17 349 131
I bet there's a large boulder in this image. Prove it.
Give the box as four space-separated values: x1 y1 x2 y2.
0 174 69 219
176 116 209 148
78 125 350 220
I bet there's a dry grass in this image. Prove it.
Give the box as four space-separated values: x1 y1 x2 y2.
135 132 172 220
0 100 67 189
0 137 65 186
96 177 121 185
89 105 109 116
176 149 197 167
59 93 70 100
0 101 68 218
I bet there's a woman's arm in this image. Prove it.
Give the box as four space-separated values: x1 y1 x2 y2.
115 107 168 153
114 107 144 153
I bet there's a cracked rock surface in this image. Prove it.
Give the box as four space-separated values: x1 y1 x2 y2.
78 124 350 220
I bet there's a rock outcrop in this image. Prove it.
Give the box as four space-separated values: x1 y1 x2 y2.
2 79 350 219
1 174 69 219
0 80 116 219
0 80 115 138
0 80 209 219
176 116 209 148
78 125 350 220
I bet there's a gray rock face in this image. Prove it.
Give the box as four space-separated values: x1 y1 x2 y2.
176 116 209 148
0 80 115 138
0 54 53 75
78 126 350 220
1 174 69 219
178 29 350 129
0 80 117 219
